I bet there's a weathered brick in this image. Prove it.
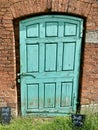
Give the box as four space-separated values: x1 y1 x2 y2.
0 0 98 116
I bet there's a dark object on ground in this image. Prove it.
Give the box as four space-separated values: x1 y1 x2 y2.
71 114 85 127
0 106 11 125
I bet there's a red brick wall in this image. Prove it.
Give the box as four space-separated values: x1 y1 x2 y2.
0 0 98 115
81 43 98 105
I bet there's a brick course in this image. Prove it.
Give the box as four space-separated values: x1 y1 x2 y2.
0 0 98 115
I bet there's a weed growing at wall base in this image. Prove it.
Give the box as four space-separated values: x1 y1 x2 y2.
0 113 98 130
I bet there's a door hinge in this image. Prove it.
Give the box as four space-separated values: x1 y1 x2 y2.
17 79 20 83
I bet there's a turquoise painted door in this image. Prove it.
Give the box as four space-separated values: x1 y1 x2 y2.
19 15 83 116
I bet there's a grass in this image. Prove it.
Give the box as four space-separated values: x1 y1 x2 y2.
0 113 98 130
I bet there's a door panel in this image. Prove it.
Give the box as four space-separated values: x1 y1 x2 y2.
19 15 83 116
61 82 72 107
27 84 39 109
27 23 39 38
62 42 76 70
46 22 58 37
45 43 57 71
44 83 56 108
26 44 39 72
64 23 77 36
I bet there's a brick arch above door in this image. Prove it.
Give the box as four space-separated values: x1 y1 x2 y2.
1 0 93 23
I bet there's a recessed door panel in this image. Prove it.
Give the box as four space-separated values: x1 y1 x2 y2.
26 44 39 72
45 43 57 72
62 42 76 71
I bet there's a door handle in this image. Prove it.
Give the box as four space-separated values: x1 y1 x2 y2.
17 72 36 78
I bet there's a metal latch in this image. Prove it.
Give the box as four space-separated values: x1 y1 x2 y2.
17 72 36 78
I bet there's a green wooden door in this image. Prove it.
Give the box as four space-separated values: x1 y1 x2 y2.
19 15 83 116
